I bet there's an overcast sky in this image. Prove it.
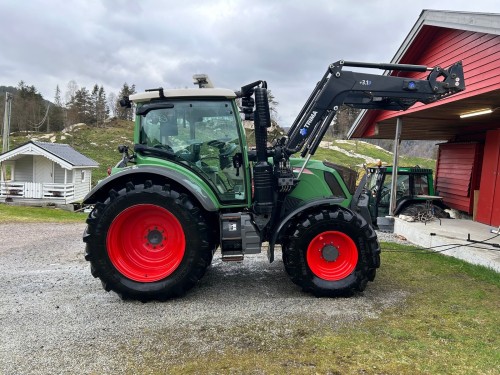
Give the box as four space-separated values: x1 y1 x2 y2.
1 0 499 125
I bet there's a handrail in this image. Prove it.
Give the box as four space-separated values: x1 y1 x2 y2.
0 182 75 199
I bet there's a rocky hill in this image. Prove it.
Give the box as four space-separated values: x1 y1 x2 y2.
2 120 436 184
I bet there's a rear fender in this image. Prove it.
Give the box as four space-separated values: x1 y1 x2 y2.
394 197 415 215
268 198 345 262
395 197 448 215
83 166 218 212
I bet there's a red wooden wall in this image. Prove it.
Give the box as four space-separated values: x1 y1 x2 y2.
378 27 500 121
358 26 500 136
435 143 483 214
476 129 500 226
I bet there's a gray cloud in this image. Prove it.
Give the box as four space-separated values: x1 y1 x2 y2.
1 0 499 125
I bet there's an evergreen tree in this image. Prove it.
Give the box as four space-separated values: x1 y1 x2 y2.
90 84 99 126
116 83 136 121
330 106 361 139
67 87 91 124
54 85 63 107
49 85 65 132
12 81 47 133
267 90 280 127
97 86 109 127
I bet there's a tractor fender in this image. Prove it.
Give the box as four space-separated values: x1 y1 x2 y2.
268 198 345 262
348 174 372 225
394 197 416 215
349 174 367 211
83 165 218 212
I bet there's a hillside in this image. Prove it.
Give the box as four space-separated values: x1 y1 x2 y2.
3 119 134 182
2 121 436 184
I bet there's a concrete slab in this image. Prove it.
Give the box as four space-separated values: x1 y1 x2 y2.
394 218 500 272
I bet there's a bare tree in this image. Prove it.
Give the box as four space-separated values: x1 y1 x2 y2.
107 92 117 118
65 80 79 126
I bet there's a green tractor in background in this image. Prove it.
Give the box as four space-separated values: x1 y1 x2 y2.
82 60 464 300
364 165 449 227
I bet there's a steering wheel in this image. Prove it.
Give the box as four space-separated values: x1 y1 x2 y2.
379 186 390 205
207 139 226 149
207 139 237 156
396 190 405 200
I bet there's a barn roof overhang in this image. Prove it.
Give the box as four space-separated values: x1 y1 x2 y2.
348 10 500 141
352 90 500 140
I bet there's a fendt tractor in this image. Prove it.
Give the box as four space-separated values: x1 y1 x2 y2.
82 60 464 300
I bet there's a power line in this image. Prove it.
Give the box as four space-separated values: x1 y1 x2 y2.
28 103 51 130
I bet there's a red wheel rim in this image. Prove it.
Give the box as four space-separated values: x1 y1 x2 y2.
306 231 358 281
107 204 185 282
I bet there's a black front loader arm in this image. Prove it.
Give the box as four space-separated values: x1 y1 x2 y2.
286 60 465 157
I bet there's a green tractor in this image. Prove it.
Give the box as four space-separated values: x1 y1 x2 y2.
364 165 449 227
82 60 464 300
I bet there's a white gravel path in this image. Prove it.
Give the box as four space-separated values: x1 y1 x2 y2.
0 223 406 374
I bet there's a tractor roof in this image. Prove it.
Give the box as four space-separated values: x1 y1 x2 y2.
129 88 237 103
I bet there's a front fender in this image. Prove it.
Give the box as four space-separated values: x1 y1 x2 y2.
268 198 344 262
83 165 218 212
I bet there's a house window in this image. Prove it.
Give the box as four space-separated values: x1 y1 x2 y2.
81 170 87 182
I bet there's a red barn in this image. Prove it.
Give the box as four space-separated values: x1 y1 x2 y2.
348 10 500 227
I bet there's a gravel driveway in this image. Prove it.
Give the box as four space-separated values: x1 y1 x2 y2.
0 223 406 374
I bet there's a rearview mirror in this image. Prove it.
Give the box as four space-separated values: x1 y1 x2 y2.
136 103 174 116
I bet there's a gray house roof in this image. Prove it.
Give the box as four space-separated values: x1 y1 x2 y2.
32 141 99 167
0 141 99 169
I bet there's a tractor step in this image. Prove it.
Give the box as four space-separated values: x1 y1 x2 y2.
221 252 244 262
219 212 261 262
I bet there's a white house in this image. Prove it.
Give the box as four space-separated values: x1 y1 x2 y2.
0 141 99 204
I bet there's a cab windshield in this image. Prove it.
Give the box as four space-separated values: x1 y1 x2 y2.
138 99 245 202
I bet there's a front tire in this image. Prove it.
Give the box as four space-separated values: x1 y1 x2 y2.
282 207 380 296
83 181 212 301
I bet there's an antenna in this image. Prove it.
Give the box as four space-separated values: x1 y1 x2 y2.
193 74 214 88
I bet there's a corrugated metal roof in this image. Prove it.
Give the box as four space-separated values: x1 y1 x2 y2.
31 141 99 167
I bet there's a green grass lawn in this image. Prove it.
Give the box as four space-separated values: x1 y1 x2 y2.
164 244 499 374
0 204 87 223
314 140 436 171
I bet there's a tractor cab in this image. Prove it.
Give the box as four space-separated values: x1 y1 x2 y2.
131 88 249 204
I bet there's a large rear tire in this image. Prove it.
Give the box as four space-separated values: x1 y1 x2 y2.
83 181 212 301
282 207 380 296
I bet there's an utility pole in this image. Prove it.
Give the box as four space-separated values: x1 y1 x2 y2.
389 117 402 216
1 92 13 183
2 92 13 153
